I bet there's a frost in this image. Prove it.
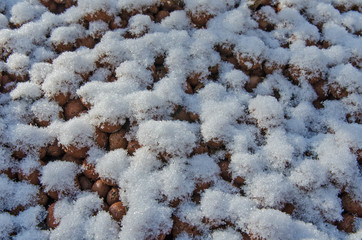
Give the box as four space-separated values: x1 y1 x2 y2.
95 149 130 183
0 0 361 238
50 116 94 147
10 82 42 100
247 209 329 240
137 120 198 156
290 159 329 190
248 95 284 128
31 99 63 123
50 24 86 45
6 53 30 76
245 173 294 208
10 1 46 26
41 161 80 194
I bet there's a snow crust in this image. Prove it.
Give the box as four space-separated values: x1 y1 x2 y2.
0 0 361 239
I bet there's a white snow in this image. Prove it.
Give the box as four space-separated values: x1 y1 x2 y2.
0 0 361 239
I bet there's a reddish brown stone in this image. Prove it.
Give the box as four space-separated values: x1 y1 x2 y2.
156 10 170 22
18 169 41 185
337 213 355 233
53 92 70 106
78 175 92 190
342 194 362 217
127 139 141 155
47 141 64 158
64 98 86 120
95 128 108 149
171 215 201 237
109 202 127 222
106 187 120 206
46 202 60 229
109 129 128 151
63 144 89 159
98 122 123 133
92 180 110 198
82 161 99 181
62 153 83 165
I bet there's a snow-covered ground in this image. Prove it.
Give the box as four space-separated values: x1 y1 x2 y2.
0 0 361 239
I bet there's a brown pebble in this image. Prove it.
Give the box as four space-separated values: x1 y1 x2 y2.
337 213 355 233
109 129 128 151
187 73 202 87
342 194 362 217
219 161 232 182
63 144 89 159
18 169 41 185
191 143 208 155
38 147 47 159
0 168 18 180
171 215 201 238
95 128 108 149
109 201 127 222
47 141 64 158
37 190 49 206
127 139 141 155
185 81 193 94
82 160 99 181
84 10 113 23
206 139 224 149
62 153 83 165
34 118 50 127
106 187 120 206
76 36 96 49
53 92 70 106
246 76 263 91
98 122 122 133
12 149 26 160
79 175 93 190
156 10 170 22
190 12 213 28
281 203 295 215
92 180 110 198
64 98 86 120
233 176 245 188
173 106 192 122
46 202 60 229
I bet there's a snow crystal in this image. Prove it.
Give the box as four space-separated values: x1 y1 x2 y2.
245 172 294 208
50 116 94 147
0 212 14 239
263 128 294 171
247 208 329 240
0 0 361 238
248 95 284 128
0 175 39 211
6 53 30 76
41 161 80 193
10 1 46 26
95 149 130 183
50 24 86 45
31 99 63 123
289 159 329 191
328 64 362 94
137 120 198 156
161 11 190 30
128 14 154 36
10 82 42 100
212 228 243 240
85 211 120 240
184 0 235 15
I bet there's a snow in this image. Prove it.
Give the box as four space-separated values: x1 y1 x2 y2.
41 161 80 194
137 120 198 156
0 0 361 239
